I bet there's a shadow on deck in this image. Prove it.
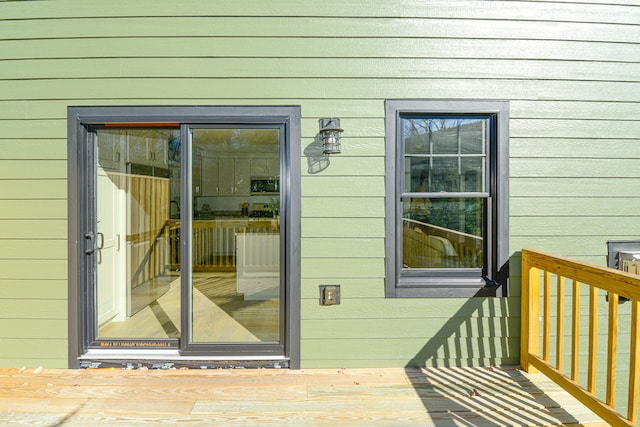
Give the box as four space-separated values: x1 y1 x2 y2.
406 297 606 426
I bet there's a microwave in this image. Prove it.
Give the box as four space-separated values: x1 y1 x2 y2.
250 177 279 194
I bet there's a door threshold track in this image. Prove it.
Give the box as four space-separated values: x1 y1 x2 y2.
79 350 289 369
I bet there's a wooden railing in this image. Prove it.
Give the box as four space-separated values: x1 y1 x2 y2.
521 248 640 427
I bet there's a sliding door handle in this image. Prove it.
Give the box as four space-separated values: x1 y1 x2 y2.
85 232 95 255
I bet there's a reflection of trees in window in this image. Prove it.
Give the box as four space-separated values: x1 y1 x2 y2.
404 117 486 195
192 129 280 155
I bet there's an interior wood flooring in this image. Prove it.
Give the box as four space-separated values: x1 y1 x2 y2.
98 272 279 342
0 366 607 426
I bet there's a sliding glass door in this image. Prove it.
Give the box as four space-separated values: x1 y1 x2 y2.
69 106 300 366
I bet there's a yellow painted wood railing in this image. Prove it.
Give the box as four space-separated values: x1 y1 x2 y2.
521 248 640 427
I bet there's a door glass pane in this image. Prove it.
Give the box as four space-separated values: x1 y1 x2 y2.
95 128 181 340
403 197 484 269
191 128 281 343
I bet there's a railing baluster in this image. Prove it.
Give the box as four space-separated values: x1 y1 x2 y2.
556 275 565 372
571 279 580 382
629 299 640 423
607 292 619 407
588 286 598 393
543 271 551 362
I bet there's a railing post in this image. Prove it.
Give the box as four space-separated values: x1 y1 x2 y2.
521 250 540 374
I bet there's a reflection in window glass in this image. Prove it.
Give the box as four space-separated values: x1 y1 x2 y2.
401 115 488 271
190 127 281 344
95 128 181 340
403 117 487 193
403 198 484 269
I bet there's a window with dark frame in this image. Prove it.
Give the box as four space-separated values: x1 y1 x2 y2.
384 100 509 298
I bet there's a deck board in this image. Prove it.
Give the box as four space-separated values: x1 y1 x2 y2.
0 366 607 426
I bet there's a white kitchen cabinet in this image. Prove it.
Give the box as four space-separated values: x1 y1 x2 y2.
218 158 235 196
250 158 279 177
97 132 125 172
202 157 249 197
202 157 220 196
127 134 168 169
234 159 251 196
218 158 250 196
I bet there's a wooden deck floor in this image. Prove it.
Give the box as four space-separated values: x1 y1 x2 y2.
0 366 606 426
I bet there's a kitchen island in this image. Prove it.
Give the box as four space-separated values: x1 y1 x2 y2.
167 218 279 271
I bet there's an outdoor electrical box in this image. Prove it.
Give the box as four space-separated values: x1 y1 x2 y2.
606 240 640 302
319 285 340 305
619 251 640 275
607 240 640 272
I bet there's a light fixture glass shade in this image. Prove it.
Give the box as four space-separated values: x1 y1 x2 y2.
319 118 343 154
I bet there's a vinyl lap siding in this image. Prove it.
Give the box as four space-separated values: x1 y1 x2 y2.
0 0 639 368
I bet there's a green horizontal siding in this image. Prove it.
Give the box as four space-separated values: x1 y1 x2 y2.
0 200 66 220
511 197 640 217
301 336 520 360
2 0 638 22
303 317 520 339
301 357 519 369
1 0 639 370
0 220 67 239
0 260 67 280
0 319 67 339
0 338 67 360
0 180 66 199
301 258 384 279
512 238 612 259
0 280 67 300
511 178 640 197
4 58 640 81
301 218 384 238
302 198 384 218
3 98 640 121
301 297 520 320
0 139 66 159
0 299 67 319
0 240 67 259
2 38 638 63
512 138 640 158
512 217 640 236
3 79 640 101
302 177 385 197
302 238 384 258
3 16 639 42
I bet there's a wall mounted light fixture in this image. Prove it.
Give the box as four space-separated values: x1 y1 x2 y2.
319 118 343 154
